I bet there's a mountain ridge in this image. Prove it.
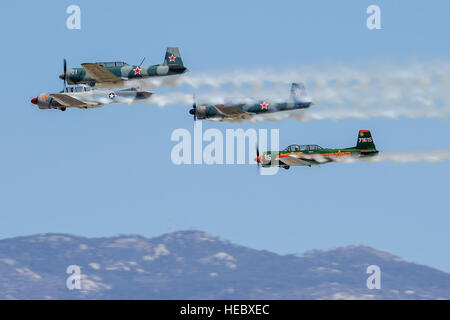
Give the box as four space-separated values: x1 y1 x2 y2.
0 230 448 299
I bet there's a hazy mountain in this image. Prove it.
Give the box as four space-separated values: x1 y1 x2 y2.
0 230 448 299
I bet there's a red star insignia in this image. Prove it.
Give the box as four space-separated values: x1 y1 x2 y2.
200 105 206 111
260 102 269 110
133 67 141 75
169 54 176 63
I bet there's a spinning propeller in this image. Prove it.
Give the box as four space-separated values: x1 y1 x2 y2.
255 144 261 173
59 59 68 91
189 95 197 122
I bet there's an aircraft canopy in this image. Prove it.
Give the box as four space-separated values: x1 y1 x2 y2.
96 61 129 67
284 144 322 152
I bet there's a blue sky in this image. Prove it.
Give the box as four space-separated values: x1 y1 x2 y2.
1 0 450 273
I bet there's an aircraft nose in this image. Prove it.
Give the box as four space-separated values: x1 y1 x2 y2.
31 97 38 105
189 109 195 115
59 74 65 80
254 156 260 163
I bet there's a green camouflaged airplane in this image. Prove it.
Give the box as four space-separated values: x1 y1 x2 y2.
255 130 379 169
189 83 312 122
59 47 187 88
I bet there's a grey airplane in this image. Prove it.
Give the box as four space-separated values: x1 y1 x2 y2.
59 47 187 89
189 83 313 122
31 87 152 111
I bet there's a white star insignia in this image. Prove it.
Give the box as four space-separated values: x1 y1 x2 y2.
133 67 141 75
260 102 269 110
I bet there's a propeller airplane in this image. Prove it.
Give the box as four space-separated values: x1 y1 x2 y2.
255 130 379 170
189 83 313 123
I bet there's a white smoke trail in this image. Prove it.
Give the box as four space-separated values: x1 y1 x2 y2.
333 149 450 164
139 60 450 121
246 104 450 123
144 92 194 107
176 61 450 91
144 89 450 122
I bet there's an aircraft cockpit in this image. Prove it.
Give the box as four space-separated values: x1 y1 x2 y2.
306 145 322 151
61 86 92 93
96 61 129 67
284 144 322 152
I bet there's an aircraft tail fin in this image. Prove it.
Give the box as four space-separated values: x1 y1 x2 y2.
290 82 307 103
163 47 184 69
356 130 377 151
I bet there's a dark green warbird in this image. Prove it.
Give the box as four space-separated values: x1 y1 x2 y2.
255 130 379 170
59 47 187 88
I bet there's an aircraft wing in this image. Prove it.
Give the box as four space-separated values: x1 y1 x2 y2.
214 106 252 119
277 155 314 166
81 63 123 83
49 94 98 108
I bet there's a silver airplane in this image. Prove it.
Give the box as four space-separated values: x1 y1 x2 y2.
31 86 152 111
